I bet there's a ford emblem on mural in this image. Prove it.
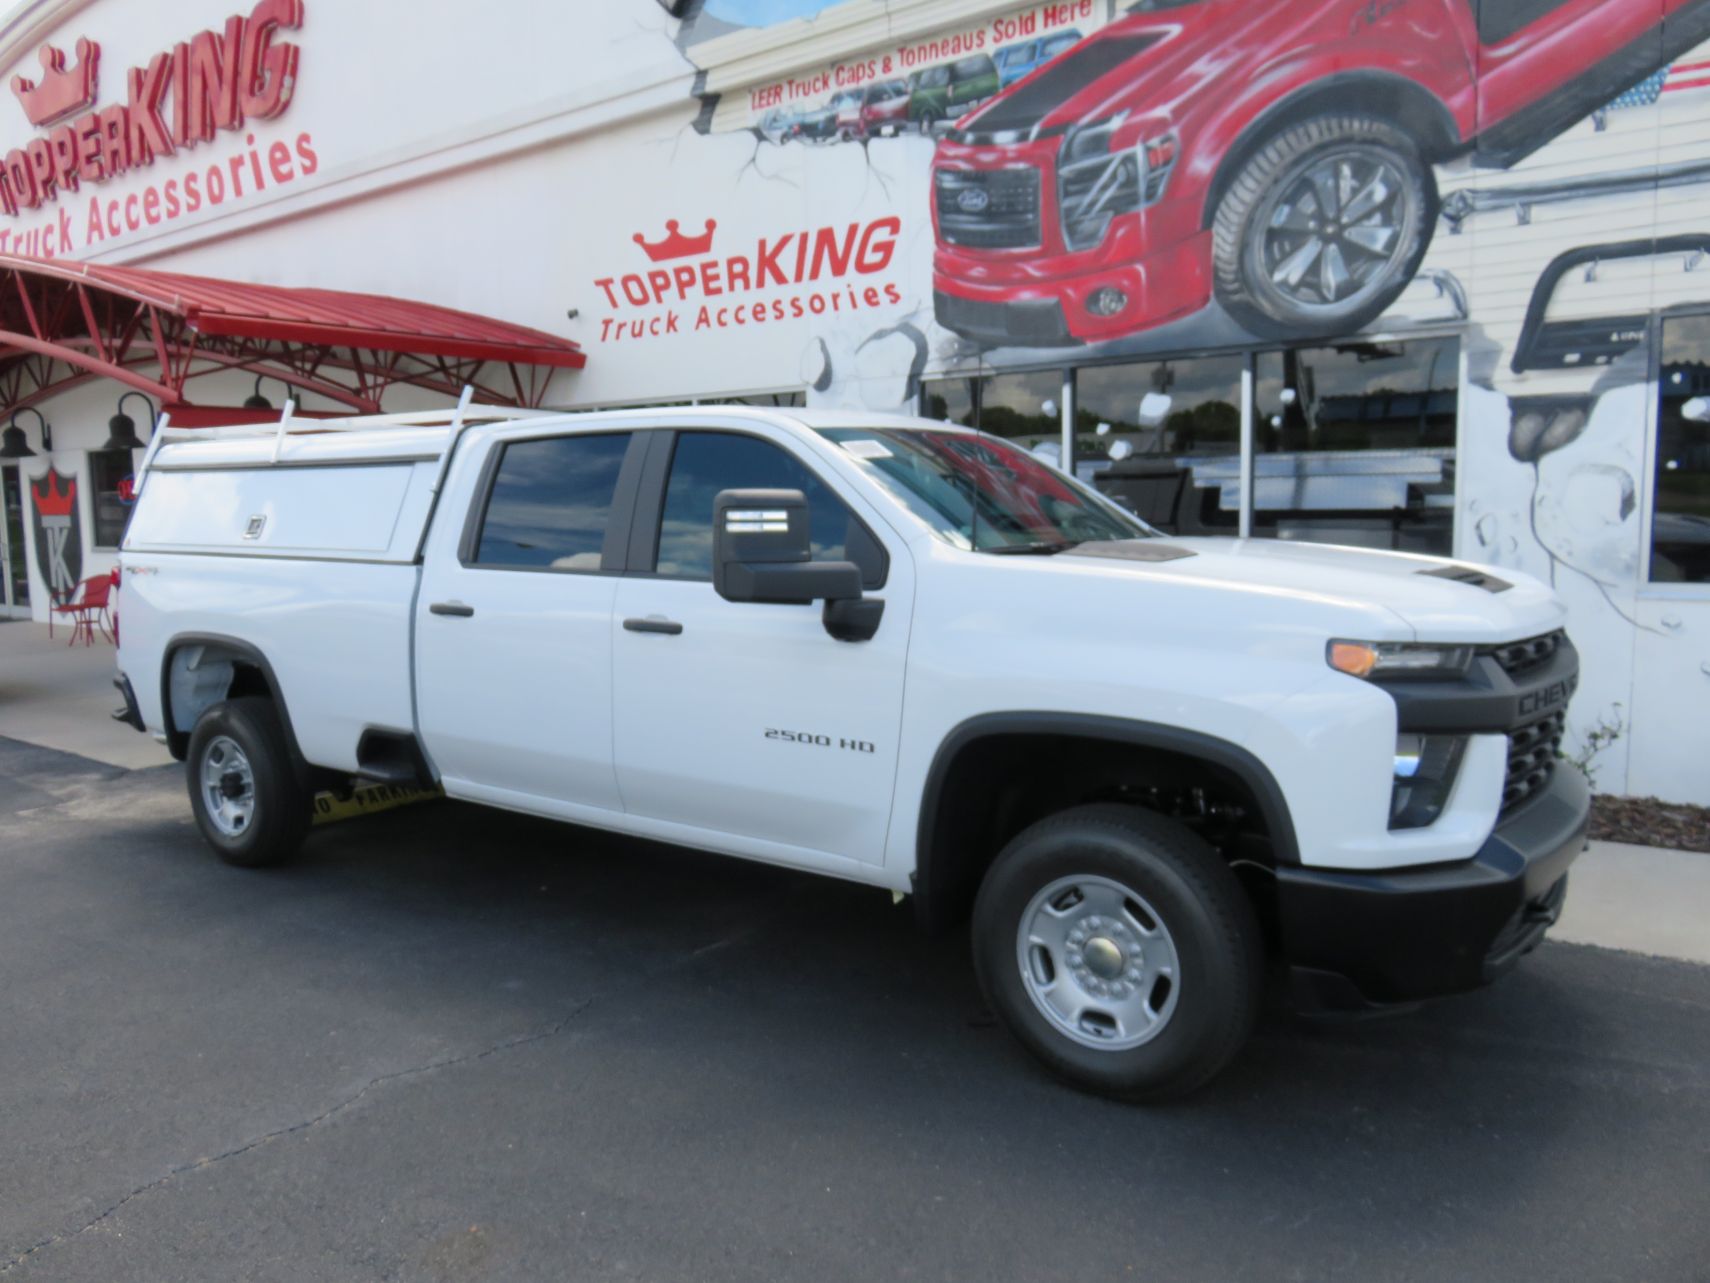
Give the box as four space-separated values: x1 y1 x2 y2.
29 468 81 598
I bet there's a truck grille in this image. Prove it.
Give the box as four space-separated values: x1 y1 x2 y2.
1503 709 1566 812
1486 630 1564 680
935 167 1041 250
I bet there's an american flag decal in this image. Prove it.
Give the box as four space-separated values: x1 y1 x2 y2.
1608 69 1668 110
1663 58 1710 94
1604 60 1710 112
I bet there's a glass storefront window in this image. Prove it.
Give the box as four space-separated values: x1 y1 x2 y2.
1075 355 1245 535
1253 338 1458 554
90 449 134 549
922 370 1061 454
1654 316 1710 584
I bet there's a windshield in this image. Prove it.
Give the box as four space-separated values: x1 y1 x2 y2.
822 428 1155 552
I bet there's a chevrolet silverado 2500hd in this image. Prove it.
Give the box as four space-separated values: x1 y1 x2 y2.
113 403 1587 1099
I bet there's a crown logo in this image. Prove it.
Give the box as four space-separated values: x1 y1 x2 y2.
31 470 75 518
633 218 717 262
10 38 100 129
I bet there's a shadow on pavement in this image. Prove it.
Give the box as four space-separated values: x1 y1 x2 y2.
4 760 1707 1281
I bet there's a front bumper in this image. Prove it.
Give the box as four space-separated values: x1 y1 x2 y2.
932 229 1211 346
1276 765 1589 1011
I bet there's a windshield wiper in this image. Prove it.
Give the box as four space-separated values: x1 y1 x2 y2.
982 540 1082 556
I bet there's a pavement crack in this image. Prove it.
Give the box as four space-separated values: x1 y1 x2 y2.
0 998 595 1276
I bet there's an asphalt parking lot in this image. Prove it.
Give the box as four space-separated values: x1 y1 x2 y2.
3 734 1708 1283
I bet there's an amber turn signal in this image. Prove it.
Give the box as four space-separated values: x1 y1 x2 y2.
1328 641 1379 678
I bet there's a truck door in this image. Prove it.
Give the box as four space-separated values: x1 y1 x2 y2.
415 429 639 815
1470 0 1669 164
610 428 913 868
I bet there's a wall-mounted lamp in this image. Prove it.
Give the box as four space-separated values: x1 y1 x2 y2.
103 391 155 451
243 374 296 411
0 406 49 459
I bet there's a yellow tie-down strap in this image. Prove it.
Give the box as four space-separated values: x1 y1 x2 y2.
312 782 442 825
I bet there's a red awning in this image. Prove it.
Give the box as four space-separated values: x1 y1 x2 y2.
0 254 585 417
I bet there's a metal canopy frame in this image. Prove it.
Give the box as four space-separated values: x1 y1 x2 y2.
0 255 586 419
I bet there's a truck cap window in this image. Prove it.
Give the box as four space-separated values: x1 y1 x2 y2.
822 428 1153 553
655 431 886 586
474 432 631 571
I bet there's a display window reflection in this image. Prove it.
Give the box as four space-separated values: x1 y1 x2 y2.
923 370 1061 453
1076 355 1245 535
1253 338 1458 554
1654 316 1710 584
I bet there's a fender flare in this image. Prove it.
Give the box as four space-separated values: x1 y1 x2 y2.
159 632 307 773
1200 69 1462 229
911 712 1301 928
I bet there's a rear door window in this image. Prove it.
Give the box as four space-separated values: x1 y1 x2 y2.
473 432 632 571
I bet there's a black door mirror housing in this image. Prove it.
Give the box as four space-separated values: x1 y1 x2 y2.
712 488 884 641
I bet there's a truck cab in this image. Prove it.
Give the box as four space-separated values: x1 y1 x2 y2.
113 403 1588 1100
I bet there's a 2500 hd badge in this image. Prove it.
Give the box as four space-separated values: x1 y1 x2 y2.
766 727 877 753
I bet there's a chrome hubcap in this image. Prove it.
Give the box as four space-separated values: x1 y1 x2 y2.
1257 146 1411 312
1016 875 1182 1051
200 735 255 838
1083 936 1125 980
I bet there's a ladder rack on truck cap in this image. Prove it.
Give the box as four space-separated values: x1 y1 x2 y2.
134 390 558 482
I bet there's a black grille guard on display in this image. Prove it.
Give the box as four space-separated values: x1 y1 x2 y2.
1510 234 1710 373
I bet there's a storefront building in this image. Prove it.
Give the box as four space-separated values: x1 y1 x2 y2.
0 0 1705 803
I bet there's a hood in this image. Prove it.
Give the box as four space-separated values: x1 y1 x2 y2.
1059 537 1566 643
954 3 1229 140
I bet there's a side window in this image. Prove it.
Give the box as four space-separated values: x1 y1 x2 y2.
1654 317 1710 584
654 432 885 587
90 449 134 548
473 432 631 571
1473 0 1573 46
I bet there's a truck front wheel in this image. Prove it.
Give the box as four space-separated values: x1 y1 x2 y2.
972 804 1262 1100
1211 114 1436 339
186 697 312 868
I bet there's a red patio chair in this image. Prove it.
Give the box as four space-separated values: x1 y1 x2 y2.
50 575 113 647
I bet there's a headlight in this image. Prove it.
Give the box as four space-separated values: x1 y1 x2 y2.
1057 117 1177 251
1390 733 1466 829
1327 640 1475 680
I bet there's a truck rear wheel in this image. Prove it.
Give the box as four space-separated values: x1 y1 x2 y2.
972 804 1262 1100
186 697 312 868
1212 114 1436 339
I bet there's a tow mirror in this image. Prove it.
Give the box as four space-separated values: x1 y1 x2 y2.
712 488 884 642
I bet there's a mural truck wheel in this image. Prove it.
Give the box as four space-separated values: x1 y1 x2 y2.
1212 115 1436 340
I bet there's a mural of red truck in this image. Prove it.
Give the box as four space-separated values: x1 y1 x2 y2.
931 0 1710 347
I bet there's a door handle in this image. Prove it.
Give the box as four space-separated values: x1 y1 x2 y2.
429 601 475 618
623 616 683 635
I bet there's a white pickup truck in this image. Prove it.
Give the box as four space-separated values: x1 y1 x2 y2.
113 402 1587 1099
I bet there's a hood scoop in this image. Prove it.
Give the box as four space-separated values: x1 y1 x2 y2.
1066 540 1197 564
1418 564 1512 593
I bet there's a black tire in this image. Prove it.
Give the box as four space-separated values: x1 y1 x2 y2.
972 804 1262 1101
1211 114 1437 340
185 696 312 868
